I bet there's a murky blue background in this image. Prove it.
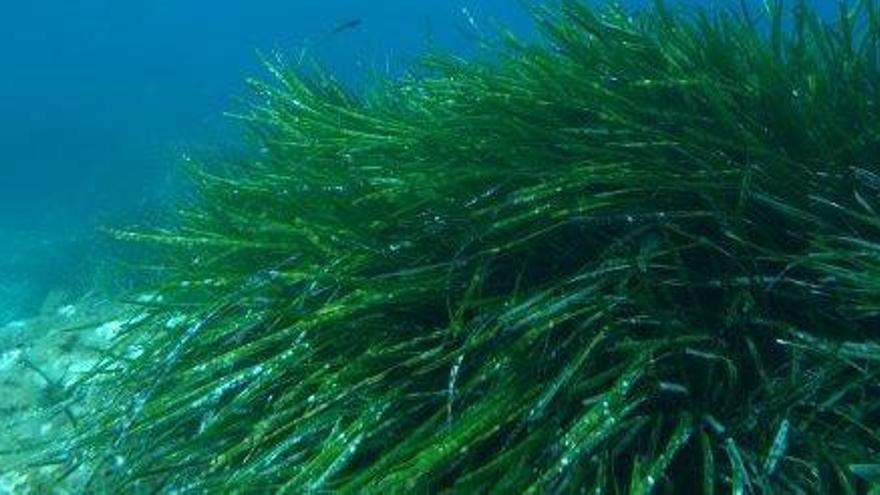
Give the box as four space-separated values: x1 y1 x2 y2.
0 0 842 320
0 1 534 236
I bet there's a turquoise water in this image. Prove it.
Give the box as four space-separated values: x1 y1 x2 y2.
0 1 537 324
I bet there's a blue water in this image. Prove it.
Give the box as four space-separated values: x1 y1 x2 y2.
0 1 535 234
0 0 842 321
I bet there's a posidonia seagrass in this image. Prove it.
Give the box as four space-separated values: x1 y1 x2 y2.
25 0 880 493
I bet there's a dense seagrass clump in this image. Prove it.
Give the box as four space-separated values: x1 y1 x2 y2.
50 0 880 492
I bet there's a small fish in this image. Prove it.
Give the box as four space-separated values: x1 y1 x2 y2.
321 19 363 43
292 18 364 66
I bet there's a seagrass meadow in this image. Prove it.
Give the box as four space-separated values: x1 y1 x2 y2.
20 0 880 492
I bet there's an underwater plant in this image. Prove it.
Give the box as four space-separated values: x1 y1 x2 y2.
29 0 880 492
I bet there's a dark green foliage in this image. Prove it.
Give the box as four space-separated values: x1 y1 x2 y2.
44 0 880 492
